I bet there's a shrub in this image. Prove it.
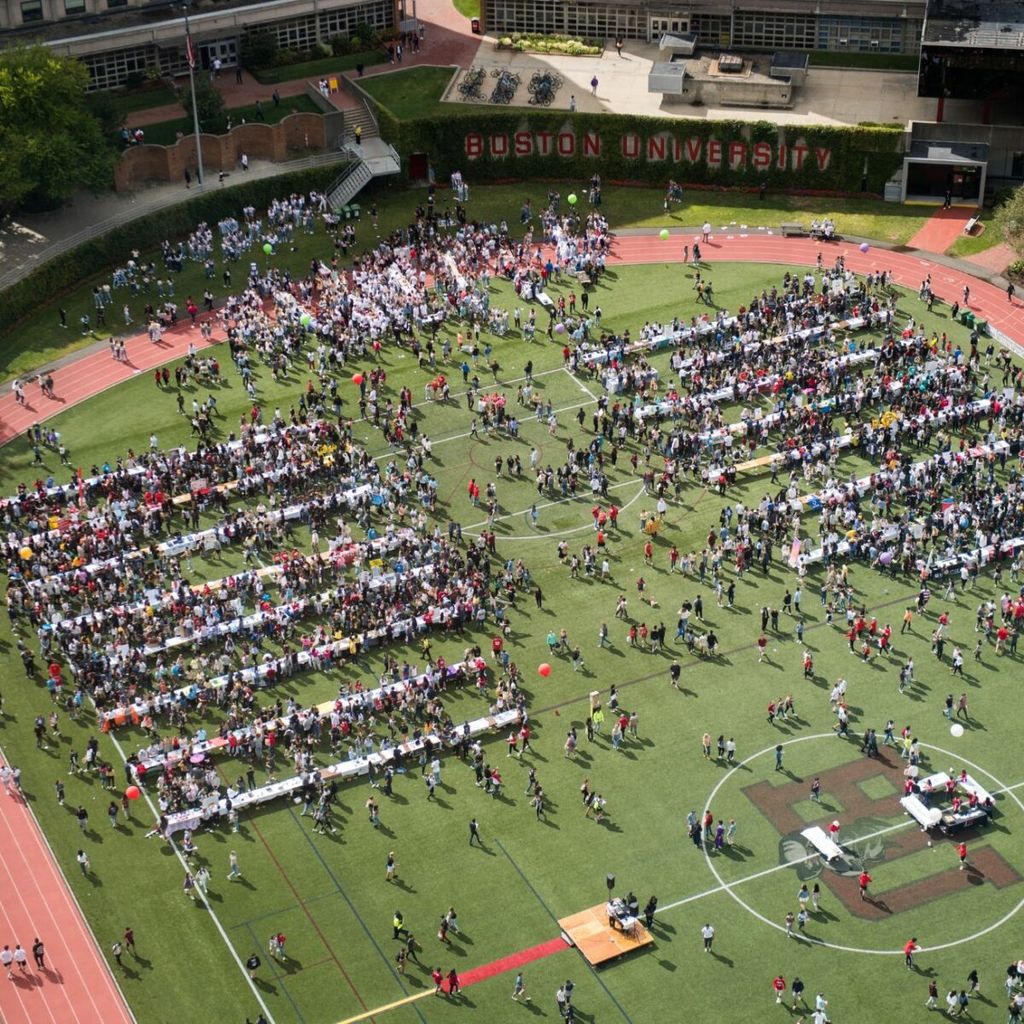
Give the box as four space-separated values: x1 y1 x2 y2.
240 31 278 70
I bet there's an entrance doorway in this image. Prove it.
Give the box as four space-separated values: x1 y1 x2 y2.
199 39 238 71
408 152 429 182
648 16 689 42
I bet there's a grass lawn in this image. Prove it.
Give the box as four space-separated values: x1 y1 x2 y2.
103 84 179 118
249 50 387 85
139 94 323 147
946 227 999 260
451 0 479 19
1 233 1023 1024
358 66 464 121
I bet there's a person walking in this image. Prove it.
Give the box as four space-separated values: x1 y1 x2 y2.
590 76 598 95
701 922 714 952
469 818 482 846
904 936 920 969
31 938 45 969
76 849 90 875
858 870 872 900
246 952 261 979
925 979 938 1009
958 841 968 870
773 974 787 1003
512 971 530 1002
227 850 241 880
111 940 123 968
12 945 28 975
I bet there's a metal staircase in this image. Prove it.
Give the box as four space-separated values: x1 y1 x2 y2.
326 139 402 211
327 157 374 211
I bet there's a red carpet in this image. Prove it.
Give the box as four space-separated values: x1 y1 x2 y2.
450 936 569 990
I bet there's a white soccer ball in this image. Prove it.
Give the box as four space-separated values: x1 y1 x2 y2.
950 723 965 738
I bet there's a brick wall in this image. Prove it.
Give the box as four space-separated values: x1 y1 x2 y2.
114 113 328 191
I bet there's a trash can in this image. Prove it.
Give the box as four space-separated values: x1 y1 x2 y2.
471 17 481 32
975 319 988 335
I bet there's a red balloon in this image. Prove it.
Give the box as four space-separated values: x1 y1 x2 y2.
125 785 141 800
538 663 552 678
352 373 364 385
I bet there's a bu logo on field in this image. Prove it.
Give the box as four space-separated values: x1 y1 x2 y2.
743 756 1020 918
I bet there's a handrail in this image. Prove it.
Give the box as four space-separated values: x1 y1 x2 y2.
0 149 352 293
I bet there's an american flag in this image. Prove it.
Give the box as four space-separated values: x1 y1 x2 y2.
185 28 196 70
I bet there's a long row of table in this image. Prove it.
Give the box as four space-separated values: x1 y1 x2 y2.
162 708 520 835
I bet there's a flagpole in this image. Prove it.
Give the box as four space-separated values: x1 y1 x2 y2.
184 4 205 188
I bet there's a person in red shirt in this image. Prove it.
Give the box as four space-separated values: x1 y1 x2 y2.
491 636 503 661
772 975 786 1003
828 820 841 842
904 937 919 969
858 871 872 900
432 967 445 995
958 842 968 870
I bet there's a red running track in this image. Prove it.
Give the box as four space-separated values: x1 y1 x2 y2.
0 317 228 447
1 235 1022 451
0 771 134 1024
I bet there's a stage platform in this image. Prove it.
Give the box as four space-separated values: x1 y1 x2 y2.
558 904 654 965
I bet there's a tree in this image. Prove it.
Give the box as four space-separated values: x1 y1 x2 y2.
0 45 114 213
993 184 1024 258
181 76 227 135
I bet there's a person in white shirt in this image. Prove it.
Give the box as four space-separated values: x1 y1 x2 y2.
701 923 714 952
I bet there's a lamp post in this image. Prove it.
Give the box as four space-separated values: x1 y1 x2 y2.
181 2 206 188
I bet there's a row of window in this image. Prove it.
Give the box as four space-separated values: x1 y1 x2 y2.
20 0 124 22
80 0 393 89
485 0 920 52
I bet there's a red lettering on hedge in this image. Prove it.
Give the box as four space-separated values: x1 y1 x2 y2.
707 139 722 168
490 134 509 158
535 131 553 156
728 141 747 170
752 141 772 169
465 133 483 159
684 137 702 163
647 135 666 161
791 143 809 171
583 130 601 157
557 131 575 156
514 131 533 156
776 144 788 169
816 147 831 171
621 132 641 159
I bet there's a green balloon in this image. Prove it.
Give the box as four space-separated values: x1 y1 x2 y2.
262 243 273 255
567 193 578 205
300 313 312 326
659 228 670 241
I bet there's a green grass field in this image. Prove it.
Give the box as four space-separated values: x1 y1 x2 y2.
2 201 1023 1024
0 177 933 384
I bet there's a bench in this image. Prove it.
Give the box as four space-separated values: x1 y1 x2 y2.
780 223 807 238
964 215 980 236
801 825 843 861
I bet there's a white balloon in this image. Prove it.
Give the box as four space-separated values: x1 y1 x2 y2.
950 723 965 738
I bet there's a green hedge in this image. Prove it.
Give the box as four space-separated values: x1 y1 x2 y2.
376 109 905 194
0 165 344 336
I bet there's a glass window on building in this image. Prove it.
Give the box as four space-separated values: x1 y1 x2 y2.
65 0 86 14
107 0 128 7
20 0 44 22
